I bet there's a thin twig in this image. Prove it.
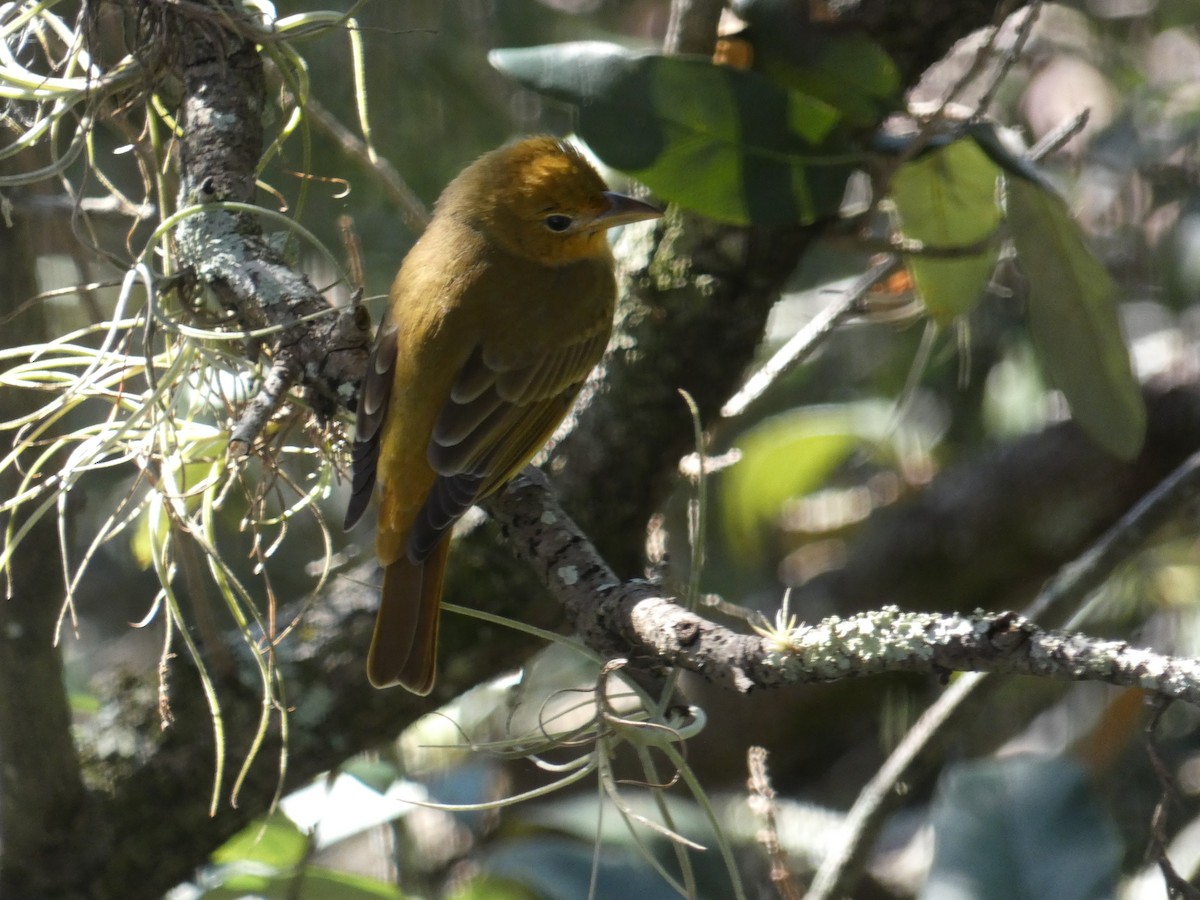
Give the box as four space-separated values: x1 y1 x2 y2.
718 0 1068 425
1026 108 1090 161
663 0 724 56
228 353 301 457
908 0 1036 156
1143 698 1200 899
11 194 156 219
720 257 901 419
747 747 803 900
971 0 1042 117
1035 449 1200 627
801 671 985 900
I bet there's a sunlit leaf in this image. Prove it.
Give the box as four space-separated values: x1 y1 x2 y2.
445 876 539 900
889 139 1002 325
1007 177 1146 459
69 690 100 715
211 811 307 868
201 866 405 899
923 756 1121 900
130 502 168 571
721 404 891 563
490 42 862 225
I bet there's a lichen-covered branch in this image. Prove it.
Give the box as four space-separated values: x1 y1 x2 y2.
771 608 1200 698
164 0 369 439
489 467 1200 703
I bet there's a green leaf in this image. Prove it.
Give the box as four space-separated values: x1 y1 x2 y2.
1007 177 1146 459
201 866 405 899
760 32 899 128
446 877 537 900
212 812 308 868
890 139 1003 325
728 0 898 124
721 404 889 563
69 690 100 715
923 757 1121 900
490 42 862 225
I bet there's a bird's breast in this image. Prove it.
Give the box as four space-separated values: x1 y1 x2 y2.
467 252 616 369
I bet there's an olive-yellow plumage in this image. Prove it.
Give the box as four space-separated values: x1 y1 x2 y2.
345 137 661 693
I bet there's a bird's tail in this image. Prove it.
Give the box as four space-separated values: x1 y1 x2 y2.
367 539 449 694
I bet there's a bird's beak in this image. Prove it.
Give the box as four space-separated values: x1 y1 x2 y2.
595 191 663 229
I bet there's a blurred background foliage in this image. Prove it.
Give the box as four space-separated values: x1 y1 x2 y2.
11 0 1200 897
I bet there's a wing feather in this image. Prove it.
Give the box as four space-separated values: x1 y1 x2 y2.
344 320 399 530
494 362 542 400
408 472 486 563
432 384 504 447
449 347 494 403
405 326 608 564
475 393 575 496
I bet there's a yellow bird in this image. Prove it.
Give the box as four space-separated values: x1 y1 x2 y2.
345 137 661 693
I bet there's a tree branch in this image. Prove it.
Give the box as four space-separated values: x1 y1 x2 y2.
165 0 369 442
664 0 724 56
550 217 816 576
489 463 1200 703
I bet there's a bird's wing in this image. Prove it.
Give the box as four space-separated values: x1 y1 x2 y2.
406 327 609 563
344 316 398 531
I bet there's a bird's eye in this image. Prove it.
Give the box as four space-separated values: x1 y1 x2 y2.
544 214 573 232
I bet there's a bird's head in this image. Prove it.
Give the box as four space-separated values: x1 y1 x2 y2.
442 136 662 264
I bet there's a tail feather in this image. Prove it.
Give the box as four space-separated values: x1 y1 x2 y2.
367 538 449 694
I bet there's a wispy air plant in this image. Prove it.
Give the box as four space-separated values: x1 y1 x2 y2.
0 0 375 813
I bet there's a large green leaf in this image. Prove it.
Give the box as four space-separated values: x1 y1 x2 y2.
759 32 900 128
732 0 899 125
923 756 1121 900
721 403 897 563
211 812 307 868
489 42 862 225
1007 177 1146 460
889 139 1002 325
201 867 404 899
